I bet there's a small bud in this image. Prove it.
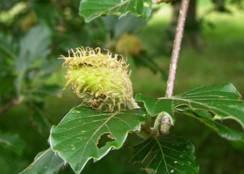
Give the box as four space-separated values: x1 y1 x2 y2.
151 112 174 136
62 47 138 112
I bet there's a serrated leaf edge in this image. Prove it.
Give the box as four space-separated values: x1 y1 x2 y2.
49 111 142 173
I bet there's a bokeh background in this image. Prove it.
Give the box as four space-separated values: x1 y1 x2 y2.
0 0 244 173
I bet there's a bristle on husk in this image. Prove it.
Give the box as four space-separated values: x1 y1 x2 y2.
62 47 138 112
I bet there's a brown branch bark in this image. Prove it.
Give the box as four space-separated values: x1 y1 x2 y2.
165 0 190 97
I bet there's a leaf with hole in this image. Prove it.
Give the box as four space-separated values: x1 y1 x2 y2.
49 106 145 173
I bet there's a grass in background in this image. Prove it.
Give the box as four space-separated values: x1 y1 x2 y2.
134 3 244 97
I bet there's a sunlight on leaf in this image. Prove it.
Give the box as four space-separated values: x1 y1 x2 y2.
0 133 25 155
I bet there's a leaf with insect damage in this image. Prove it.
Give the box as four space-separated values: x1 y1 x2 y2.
49 106 145 173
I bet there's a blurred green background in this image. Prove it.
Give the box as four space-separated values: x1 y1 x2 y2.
0 0 244 173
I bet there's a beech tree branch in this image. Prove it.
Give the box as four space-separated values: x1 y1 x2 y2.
165 0 190 97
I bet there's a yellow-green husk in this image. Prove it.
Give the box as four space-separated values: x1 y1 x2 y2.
62 47 138 112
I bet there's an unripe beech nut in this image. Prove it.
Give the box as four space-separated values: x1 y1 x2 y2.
62 47 138 112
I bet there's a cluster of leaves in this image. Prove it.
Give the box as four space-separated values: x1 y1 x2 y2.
0 22 55 134
1 0 244 174
18 1 244 174
21 83 244 174
0 18 59 174
0 0 93 172
0 0 158 173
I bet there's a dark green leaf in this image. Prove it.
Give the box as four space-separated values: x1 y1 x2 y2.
15 24 51 95
16 25 51 73
28 103 51 136
0 133 25 155
183 110 244 142
136 94 173 116
79 0 152 22
167 84 244 142
19 149 64 174
0 33 16 104
103 14 146 38
0 148 27 174
133 137 199 174
49 106 145 173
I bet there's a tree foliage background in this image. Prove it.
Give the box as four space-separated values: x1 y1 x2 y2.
0 0 244 174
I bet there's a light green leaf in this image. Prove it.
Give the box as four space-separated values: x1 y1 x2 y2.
49 106 145 173
133 137 199 174
0 133 25 155
19 149 64 174
79 0 152 22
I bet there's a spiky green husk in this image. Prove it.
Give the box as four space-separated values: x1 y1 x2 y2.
62 47 137 112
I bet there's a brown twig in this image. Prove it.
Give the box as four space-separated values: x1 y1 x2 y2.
165 0 190 97
0 98 21 115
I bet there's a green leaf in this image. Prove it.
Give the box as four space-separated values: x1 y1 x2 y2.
15 24 51 95
49 106 145 173
28 103 51 136
16 24 51 73
0 133 25 155
103 14 146 38
183 110 244 142
19 149 64 174
0 33 16 104
172 83 244 142
139 84 244 142
0 149 27 174
79 0 152 22
136 94 173 116
133 137 199 174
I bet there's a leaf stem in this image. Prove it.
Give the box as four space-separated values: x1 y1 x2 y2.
165 0 190 97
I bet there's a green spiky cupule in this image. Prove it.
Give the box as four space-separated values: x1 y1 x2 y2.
62 47 139 112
